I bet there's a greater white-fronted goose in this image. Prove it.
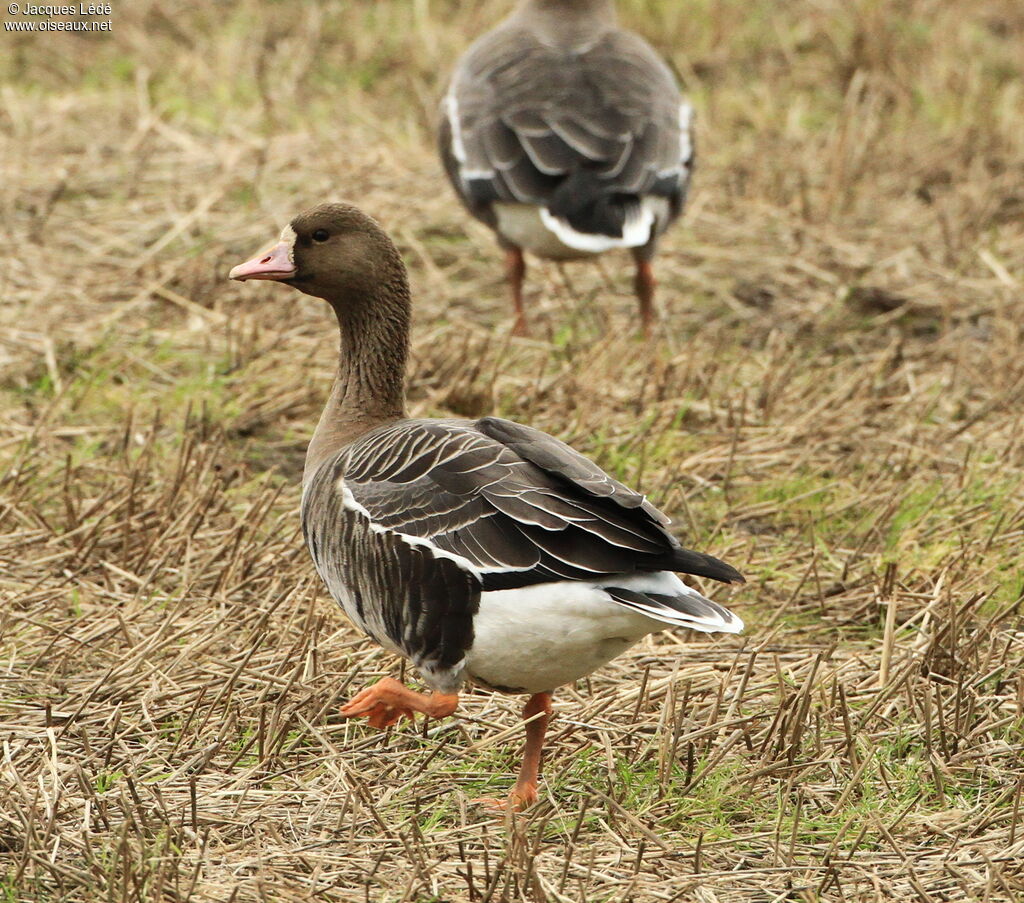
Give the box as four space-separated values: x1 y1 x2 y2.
440 0 693 335
229 203 743 809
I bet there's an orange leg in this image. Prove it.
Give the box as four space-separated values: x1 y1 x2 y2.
339 677 459 730
506 247 528 336
633 256 657 336
511 692 553 807
476 692 553 812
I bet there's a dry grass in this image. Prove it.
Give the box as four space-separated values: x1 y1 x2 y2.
2 0 1024 900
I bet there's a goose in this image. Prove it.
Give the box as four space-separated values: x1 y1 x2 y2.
439 0 693 335
229 203 743 809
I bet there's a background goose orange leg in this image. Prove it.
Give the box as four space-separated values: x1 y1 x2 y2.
340 677 459 729
506 246 528 335
632 252 657 336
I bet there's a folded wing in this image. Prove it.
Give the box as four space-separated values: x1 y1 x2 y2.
341 418 742 592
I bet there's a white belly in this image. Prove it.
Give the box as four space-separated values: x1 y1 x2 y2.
465 582 665 694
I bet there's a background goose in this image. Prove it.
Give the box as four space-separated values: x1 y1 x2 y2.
229 203 743 809
439 0 693 335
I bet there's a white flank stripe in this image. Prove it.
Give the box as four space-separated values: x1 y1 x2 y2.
444 90 467 164
336 478 530 578
337 480 483 577
678 101 694 167
444 90 497 189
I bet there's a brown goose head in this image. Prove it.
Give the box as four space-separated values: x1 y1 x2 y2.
229 203 407 311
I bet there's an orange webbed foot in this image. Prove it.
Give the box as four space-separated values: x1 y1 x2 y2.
340 677 458 730
472 783 538 813
510 314 531 337
339 701 412 728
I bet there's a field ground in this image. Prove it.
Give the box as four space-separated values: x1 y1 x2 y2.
2 0 1024 900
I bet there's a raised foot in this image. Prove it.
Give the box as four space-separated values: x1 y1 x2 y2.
339 677 459 730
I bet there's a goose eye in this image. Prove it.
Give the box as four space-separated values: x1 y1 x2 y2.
312 229 329 242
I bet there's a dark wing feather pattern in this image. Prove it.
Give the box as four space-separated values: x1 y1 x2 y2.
342 418 743 591
442 25 693 240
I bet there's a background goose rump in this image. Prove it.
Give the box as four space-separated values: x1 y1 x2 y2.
440 0 695 333
441 27 693 257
